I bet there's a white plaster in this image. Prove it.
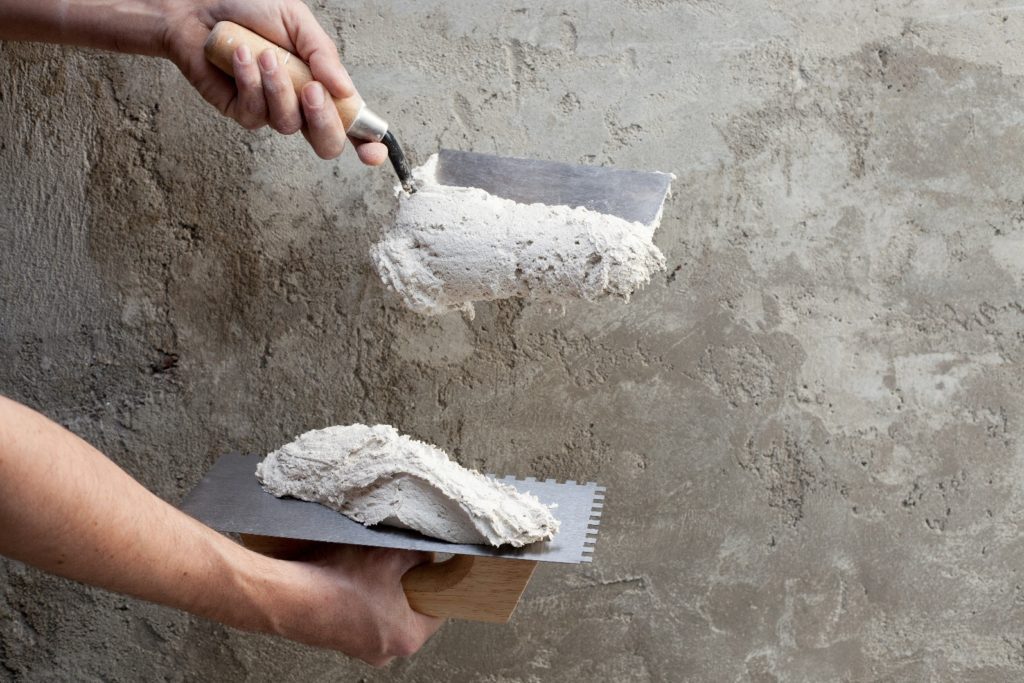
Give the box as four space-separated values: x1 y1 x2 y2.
370 154 668 318
256 424 560 547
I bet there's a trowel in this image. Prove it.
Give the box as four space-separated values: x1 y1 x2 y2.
204 22 672 224
180 454 605 623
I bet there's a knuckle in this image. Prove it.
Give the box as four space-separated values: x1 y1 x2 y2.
262 73 288 95
283 0 310 20
245 97 266 117
388 632 423 658
234 67 260 90
274 117 303 135
230 106 257 131
396 637 422 658
238 76 262 93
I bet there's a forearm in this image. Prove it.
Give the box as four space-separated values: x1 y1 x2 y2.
0 395 281 632
0 0 170 56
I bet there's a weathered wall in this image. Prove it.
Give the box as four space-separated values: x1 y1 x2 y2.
3 1 1024 680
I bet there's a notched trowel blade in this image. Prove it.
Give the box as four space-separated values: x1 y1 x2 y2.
435 149 673 226
180 454 605 565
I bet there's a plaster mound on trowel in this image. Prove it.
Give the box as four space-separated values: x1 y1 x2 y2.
256 424 560 547
370 154 669 317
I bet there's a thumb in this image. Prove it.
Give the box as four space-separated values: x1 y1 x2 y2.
282 2 356 99
413 611 446 639
394 550 436 576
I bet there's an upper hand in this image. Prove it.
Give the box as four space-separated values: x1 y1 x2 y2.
160 0 388 164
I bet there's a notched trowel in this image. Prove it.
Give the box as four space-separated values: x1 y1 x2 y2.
181 454 605 623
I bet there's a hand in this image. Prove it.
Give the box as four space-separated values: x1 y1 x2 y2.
0 396 440 665
258 544 444 666
160 0 388 163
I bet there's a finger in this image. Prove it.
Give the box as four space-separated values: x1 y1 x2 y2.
282 1 355 99
258 49 302 135
354 141 389 167
171 22 238 117
300 82 347 159
313 542 360 564
232 45 267 130
368 655 395 669
393 550 435 575
189 59 239 117
415 612 445 637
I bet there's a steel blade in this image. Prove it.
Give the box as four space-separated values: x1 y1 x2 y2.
435 149 672 226
180 454 604 565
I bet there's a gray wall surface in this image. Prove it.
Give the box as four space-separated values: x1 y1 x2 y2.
3 1 1024 680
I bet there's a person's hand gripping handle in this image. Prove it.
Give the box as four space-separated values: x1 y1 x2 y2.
205 21 416 191
204 21 388 143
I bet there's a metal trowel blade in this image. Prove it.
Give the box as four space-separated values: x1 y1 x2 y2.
435 149 673 226
180 453 605 565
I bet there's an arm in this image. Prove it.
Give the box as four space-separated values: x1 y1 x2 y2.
0 396 442 666
0 0 389 163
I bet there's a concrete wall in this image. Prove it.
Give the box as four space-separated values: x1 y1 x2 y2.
3 1 1024 680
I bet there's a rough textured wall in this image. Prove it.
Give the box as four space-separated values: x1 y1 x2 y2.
3 1 1024 680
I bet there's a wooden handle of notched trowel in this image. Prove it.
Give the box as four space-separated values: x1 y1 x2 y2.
401 555 539 624
203 21 366 133
238 534 538 623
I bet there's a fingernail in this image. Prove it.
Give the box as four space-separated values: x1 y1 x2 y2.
304 83 325 108
236 45 251 65
258 49 277 71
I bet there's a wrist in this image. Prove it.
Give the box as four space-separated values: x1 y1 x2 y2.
96 0 173 57
48 0 174 57
218 545 372 654
214 544 295 636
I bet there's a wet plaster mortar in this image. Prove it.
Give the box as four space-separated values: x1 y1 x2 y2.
4 2 1024 681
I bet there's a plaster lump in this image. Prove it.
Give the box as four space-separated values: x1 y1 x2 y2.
256 424 560 547
371 154 670 317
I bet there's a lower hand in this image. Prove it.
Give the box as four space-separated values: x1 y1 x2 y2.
0 396 442 665
255 544 444 666
161 0 388 163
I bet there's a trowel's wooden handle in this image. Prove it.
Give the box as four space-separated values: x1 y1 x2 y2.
238 534 537 623
203 21 365 131
402 555 538 624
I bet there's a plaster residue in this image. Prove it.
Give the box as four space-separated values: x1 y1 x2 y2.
370 154 668 317
256 424 560 547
